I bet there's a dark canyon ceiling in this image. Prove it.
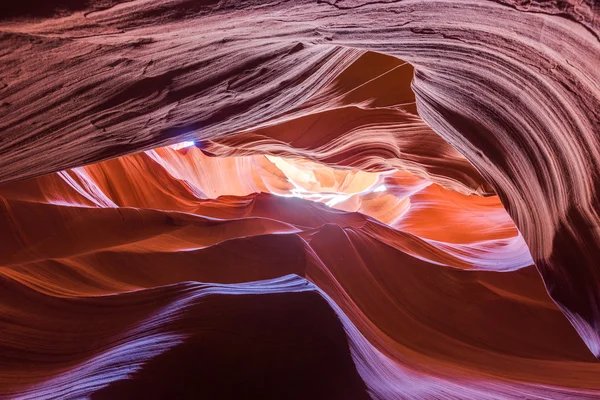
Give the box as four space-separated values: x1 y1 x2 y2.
1 0 599 399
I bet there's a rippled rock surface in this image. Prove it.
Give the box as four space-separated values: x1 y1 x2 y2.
1 1 599 398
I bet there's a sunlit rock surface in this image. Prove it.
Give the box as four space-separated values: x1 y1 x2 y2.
0 146 596 399
1 0 599 398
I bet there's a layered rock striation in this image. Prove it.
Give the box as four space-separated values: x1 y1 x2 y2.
1 0 599 398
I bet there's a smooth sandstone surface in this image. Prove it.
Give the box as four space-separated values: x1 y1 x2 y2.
0 146 597 399
1 0 599 398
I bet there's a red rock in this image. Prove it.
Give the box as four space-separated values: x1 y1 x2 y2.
0 1 599 398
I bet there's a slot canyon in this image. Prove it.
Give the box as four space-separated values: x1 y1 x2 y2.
1 1 599 399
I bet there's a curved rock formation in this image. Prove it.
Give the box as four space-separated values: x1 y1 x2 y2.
1 0 599 398
1 144 598 398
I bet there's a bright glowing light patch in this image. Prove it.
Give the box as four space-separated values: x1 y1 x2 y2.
264 155 393 209
325 193 353 207
170 141 196 150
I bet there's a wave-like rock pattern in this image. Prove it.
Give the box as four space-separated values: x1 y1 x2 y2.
1 145 598 398
1 0 599 397
0 145 532 271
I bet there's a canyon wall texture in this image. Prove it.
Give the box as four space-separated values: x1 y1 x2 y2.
1 0 599 398
1 147 599 399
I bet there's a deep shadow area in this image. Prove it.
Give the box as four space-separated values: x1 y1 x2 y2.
91 289 370 400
